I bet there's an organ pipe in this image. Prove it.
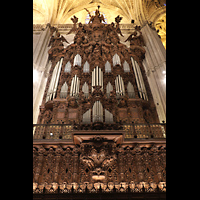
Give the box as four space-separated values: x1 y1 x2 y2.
92 101 103 122
131 57 142 98
99 67 101 87
121 76 125 95
53 57 63 99
92 71 94 92
131 57 148 100
101 71 103 91
46 58 63 102
92 67 104 91
70 75 80 97
96 66 98 86
136 62 148 100
115 75 125 96
73 75 76 95
70 78 74 96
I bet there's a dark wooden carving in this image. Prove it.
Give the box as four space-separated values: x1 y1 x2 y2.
38 6 159 126
34 6 165 198
33 143 166 193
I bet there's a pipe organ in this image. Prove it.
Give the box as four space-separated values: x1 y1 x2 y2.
127 81 135 98
82 109 91 124
92 66 103 92
123 60 130 72
64 61 71 73
93 101 103 122
105 109 113 123
105 61 111 73
115 75 125 96
73 54 81 66
131 57 148 100
106 82 113 98
70 75 80 97
46 58 63 102
44 54 152 124
83 61 90 73
40 14 160 126
60 82 68 98
113 53 121 66
82 82 89 98
34 10 165 198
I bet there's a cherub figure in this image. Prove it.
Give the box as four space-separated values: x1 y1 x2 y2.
48 31 68 61
66 15 78 35
48 32 69 48
84 6 105 24
124 26 145 47
115 15 124 37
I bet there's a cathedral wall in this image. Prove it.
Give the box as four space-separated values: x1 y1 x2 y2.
141 24 166 123
33 25 51 124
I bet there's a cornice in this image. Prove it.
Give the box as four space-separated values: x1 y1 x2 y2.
33 23 136 32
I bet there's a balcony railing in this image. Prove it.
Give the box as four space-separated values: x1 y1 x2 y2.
123 123 166 139
33 123 166 140
33 124 73 140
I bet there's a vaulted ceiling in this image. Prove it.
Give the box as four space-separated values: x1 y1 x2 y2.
33 0 166 26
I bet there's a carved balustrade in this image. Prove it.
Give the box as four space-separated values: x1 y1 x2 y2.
33 123 166 140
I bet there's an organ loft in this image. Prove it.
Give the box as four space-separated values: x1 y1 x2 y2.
33 4 166 200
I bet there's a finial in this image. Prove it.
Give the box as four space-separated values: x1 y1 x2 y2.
98 5 100 10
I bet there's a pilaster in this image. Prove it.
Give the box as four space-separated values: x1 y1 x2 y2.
141 24 166 123
33 24 52 124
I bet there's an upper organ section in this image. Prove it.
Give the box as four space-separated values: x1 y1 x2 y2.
38 8 159 126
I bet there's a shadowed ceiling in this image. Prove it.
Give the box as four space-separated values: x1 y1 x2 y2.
33 0 166 25
33 0 166 47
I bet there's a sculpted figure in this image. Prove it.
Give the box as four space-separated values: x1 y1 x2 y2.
66 15 78 35
48 31 69 61
48 32 69 48
84 7 105 24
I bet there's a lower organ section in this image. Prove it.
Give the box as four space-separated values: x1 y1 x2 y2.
33 142 166 194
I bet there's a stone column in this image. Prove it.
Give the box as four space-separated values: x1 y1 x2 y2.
33 24 52 124
141 24 166 123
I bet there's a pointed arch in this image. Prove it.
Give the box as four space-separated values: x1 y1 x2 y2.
127 81 135 98
82 82 89 98
83 61 90 73
64 61 71 72
92 66 103 92
123 60 130 72
113 53 121 66
105 61 111 73
73 54 81 66
82 109 91 124
105 109 113 123
92 101 103 122
106 82 113 98
115 75 125 96
70 75 80 97
60 82 68 98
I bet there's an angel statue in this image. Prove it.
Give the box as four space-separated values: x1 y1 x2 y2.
48 31 69 48
66 15 79 35
124 26 145 47
115 15 124 37
84 6 106 24
124 26 146 60
48 31 69 61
